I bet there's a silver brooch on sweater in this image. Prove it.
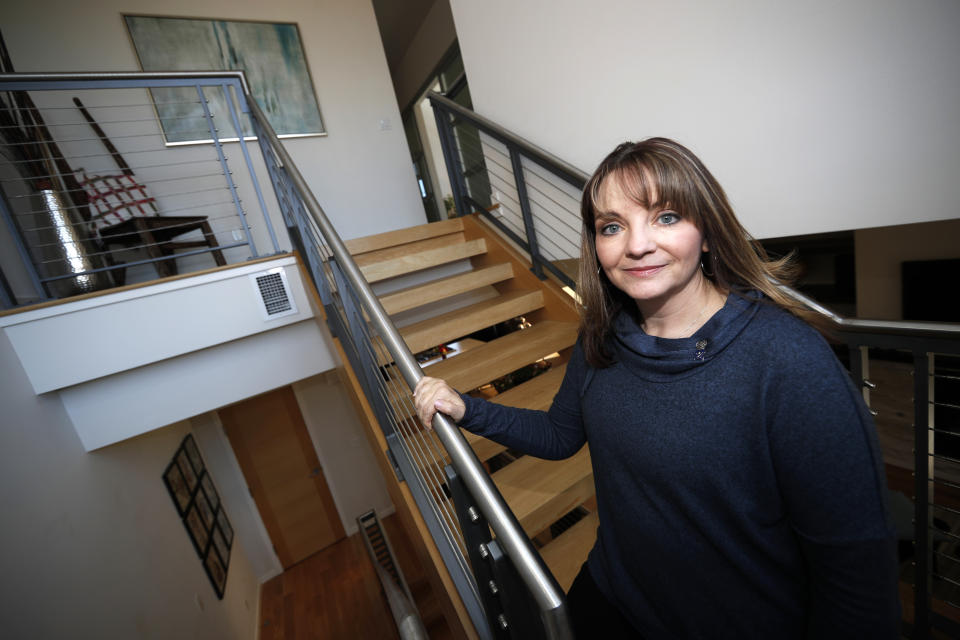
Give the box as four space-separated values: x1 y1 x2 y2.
695 340 708 361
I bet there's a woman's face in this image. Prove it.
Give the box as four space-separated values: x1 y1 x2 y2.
594 176 708 310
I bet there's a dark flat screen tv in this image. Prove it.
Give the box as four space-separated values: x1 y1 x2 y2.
901 258 960 322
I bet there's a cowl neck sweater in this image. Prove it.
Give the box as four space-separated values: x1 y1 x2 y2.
611 289 760 379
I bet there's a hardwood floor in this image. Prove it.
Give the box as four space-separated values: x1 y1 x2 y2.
259 513 452 640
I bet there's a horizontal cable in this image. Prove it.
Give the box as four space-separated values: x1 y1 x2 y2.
21 203 237 235
37 241 248 282
30 222 243 262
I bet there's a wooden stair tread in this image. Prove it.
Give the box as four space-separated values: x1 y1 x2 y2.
360 239 487 284
540 511 599 591
395 289 545 361
379 263 514 316
423 320 576 393
493 447 593 538
345 218 464 256
354 233 466 268
490 363 567 411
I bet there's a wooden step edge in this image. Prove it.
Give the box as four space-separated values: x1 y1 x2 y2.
424 320 575 392
540 511 600 591
490 362 568 411
345 218 464 256
354 233 467 268
493 448 594 537
380 262 514 316
397 289 545 361
361 238 487 284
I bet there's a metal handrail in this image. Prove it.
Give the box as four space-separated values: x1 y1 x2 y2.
244 83 571 638
0 70 252 94
428 92 589 188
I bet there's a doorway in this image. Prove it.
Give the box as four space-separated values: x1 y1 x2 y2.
219 386 345 568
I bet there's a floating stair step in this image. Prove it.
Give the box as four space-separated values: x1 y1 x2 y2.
354 233 466 268
393 290 545 363
490 363 567 411
345 218 464 256
493 447 593 538
379 263 514 316
540 511 599 591
423 320 576 393
359 239 487 284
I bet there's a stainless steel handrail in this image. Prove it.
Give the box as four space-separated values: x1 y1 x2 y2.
0 71 252 94
245 83 571 636
775 283 960 338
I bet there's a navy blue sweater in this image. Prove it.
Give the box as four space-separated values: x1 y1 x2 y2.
460 292 899 639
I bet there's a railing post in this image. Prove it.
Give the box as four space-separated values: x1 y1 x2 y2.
195 84 258 257
913 351 931 639
508 147 545 280
0 187 47 302
223 82 281 253
430 101 469 218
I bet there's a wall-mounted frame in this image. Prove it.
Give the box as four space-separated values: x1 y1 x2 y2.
163 434 233 599
124 15 326 145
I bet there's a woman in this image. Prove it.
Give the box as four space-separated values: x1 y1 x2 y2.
414 138 899 639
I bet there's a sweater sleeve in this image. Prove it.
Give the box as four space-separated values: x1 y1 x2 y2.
765 328 900 639
457 340 590 460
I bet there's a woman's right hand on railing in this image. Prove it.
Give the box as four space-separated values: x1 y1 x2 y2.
413 377 466 428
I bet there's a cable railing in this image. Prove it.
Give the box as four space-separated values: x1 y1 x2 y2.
429 91 960 639
247 83 572 640
0 72 281 308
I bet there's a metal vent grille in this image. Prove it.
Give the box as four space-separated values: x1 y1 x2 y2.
256 272 291 315
250 268 298 320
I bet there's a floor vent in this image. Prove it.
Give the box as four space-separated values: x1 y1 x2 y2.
250 268 298 320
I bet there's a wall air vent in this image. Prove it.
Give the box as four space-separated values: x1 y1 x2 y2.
250 268 298 321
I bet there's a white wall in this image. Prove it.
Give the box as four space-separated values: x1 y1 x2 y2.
449 0 960 239
392 0 458 110
294 371 394 535
0 330 260 639
2 0 426 243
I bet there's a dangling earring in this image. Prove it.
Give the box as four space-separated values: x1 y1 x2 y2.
597 265 602 276
700 253 715 277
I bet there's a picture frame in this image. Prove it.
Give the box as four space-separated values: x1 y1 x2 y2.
200 471 219 512
163 434 232 598
212 525 231 568
176 449 198 491
217 509 234 547
195 486 216 530
183 434 203 476
204 545 227 599
185 501 209 556
124 15 326 145
163 460 192 516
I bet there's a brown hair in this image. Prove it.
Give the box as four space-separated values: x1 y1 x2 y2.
577 138 818 367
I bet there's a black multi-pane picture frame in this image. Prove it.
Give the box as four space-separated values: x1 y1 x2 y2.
163 434 233 599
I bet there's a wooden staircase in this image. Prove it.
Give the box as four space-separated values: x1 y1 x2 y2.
337 214 597 638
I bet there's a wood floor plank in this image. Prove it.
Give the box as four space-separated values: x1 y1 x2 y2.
493 447 594 538
379 263 514 316
360 239 487 283
422 320 575 392
345 218 464 256
540 511 599 591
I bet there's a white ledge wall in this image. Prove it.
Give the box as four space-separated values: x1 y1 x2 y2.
1 257 338 450
2 257 313 394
